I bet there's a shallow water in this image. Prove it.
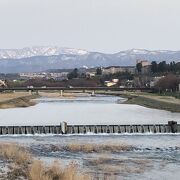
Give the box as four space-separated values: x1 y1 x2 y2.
0 134 180 180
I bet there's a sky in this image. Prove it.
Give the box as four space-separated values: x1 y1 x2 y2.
0 0 180 53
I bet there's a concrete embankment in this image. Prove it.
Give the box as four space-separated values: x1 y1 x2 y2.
0 121 179 135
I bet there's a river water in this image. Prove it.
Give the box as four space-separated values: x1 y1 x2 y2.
0 95 179 125
0 95 180 179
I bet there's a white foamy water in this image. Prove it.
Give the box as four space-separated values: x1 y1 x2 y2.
0 95 179 126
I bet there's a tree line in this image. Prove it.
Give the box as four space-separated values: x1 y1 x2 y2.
151 61 180 74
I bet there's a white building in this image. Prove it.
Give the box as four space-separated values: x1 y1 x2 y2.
136 60 150 67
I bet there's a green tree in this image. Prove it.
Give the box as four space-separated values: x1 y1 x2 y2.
158 61 167 72
136 63 142 73
96 67 102 75
68 68 79 79
176 62 180 73
151 61 158 73
169 61 176 72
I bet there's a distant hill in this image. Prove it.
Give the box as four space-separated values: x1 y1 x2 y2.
0 46 179 73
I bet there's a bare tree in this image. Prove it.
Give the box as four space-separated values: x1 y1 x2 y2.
155 74 180 92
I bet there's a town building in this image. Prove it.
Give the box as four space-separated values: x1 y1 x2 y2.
19 72 68 81
136 60 151 67
104 81 117 87
102 66 136 75
136 60 151 74
85 72 96 78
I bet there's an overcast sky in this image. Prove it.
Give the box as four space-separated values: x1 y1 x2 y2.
0 0 180 53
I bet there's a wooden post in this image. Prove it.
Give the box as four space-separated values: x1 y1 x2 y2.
168 121 177 133
61 122 67 134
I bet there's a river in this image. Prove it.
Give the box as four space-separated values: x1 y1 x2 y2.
0 95 179 126
0 95 180 179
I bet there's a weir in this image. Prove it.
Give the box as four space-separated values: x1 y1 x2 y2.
0 121 179 135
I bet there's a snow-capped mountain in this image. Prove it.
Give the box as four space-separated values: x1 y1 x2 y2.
115 49 177 56
0 46 88 59
0 47 179 73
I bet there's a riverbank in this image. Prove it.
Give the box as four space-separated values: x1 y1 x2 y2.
0 92 39 109
97 91 180 113
0 91 91 109
124 95 180 113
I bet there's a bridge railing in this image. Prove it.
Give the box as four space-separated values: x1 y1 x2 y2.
0 86 156 92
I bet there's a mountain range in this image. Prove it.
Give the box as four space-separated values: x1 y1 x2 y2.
0 46 179 73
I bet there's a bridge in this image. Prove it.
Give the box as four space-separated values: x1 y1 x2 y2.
0 86 155 92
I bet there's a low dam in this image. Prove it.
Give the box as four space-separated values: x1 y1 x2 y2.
0 121 179 135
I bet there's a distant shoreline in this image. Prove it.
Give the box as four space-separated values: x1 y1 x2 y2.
97 91 180 113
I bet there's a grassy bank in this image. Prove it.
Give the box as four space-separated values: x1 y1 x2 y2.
97 91 180 113
155 92 180 99
0 91 91 109
0 93 39 109
0 143 89 180
124 95 180 113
